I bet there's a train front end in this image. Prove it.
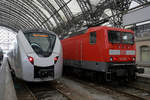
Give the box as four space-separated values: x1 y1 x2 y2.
17 30 62 82
105 28 144 81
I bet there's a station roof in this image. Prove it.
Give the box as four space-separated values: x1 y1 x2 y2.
0 0 149 36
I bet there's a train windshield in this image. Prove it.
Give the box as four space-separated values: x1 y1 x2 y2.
25 32 56 57
108 31 134 44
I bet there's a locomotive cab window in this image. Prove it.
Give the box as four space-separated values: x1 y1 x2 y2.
24 32 56 57
90 31 96 44
108 30 134 44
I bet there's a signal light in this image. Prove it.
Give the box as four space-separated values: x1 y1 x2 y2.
110 57 118 62
110 57 113 61
28 56 34 64
54 56 59 64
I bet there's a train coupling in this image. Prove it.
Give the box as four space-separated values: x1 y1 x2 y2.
136 68 144 74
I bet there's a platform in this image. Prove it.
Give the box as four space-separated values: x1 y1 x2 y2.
136 66 150 84
0 57 17 100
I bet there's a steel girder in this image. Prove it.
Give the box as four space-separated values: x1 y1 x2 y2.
0 15 28 29
40 0 74 33
22 0 54 30
54 0 73 29
71 0 149 28
76 0 132 27
54 0 73 21
0 0 41 30
0 23 18 31
0 8 31 28
0 20 19 31
16 0 49 30
46 0 150 36
37 0 63 27
133 0 148 4
0 0 74 33
0 0 149 35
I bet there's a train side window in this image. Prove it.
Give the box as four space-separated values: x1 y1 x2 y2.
90 31 96 44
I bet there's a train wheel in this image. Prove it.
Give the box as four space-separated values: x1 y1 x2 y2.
96 72 105 84
85 71 96 82
130 72 136 81
91 72 97 82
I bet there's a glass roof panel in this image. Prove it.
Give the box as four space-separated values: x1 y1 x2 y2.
0 0 149 35
0 26 16 52
65 0 81 15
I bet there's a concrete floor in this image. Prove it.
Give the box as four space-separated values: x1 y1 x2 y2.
138 67 150 78
0 57 17 100
60 78 133 100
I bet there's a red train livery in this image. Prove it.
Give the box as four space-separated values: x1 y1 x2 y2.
61 26 144 81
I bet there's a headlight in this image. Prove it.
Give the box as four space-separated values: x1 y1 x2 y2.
110 57 113 61
133 57 136 61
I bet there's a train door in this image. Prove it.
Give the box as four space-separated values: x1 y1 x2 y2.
76 40 83 66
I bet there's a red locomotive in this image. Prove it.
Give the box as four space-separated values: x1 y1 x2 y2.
61 26 144 81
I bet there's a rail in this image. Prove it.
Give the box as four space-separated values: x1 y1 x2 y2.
65 76 148 100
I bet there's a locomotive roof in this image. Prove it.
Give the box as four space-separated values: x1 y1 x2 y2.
65 26 134 39
88 26 134 33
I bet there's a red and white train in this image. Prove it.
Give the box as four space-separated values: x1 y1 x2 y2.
61 26 144 81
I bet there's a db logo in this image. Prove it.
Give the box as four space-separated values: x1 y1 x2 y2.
120 50 126 55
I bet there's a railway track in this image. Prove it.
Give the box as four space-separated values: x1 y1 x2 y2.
137 76 150 84
65 76 150 100
22 83 37 100
14 79 37 100
14 79 71 100
14 75 150 100
26 81 69 100
126 81 150 99
108 84 150 100
15 78 95 100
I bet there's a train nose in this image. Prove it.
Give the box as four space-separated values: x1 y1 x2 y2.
34 66 54 79
39 70 49 78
